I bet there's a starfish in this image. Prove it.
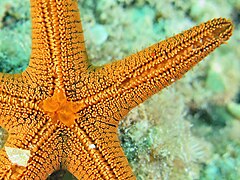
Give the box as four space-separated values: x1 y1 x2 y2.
0 0 233 179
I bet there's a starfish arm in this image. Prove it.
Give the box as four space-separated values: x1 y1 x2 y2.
0 87 64 179
65 124 135 180
0 72 49 131
0 0 89 104
0 72 47 103
0 118 64 179
0 149 15 179
27 0 88 93
0 148 31 179
80 18 233 122
0 87 36 131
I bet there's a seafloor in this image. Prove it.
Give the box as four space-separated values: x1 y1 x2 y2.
0 0 240 179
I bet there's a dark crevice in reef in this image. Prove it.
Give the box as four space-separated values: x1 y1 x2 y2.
47 169 77 180
189 105 231 128
232 7 240 26
235 91 240 103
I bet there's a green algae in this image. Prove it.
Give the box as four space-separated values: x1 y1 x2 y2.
0 0 240 179
227 102 240 120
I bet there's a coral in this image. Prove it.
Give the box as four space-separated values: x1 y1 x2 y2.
0 0 30 73
200 120 240 179
120 90 212 179
0 0 30 28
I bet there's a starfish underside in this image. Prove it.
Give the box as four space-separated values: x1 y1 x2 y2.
0 0 233 179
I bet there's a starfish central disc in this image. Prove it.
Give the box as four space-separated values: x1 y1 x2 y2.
40 89 81 127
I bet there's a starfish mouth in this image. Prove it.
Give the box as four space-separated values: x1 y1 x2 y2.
39 88 85 127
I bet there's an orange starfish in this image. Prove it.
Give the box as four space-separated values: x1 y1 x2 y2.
0 0 233 179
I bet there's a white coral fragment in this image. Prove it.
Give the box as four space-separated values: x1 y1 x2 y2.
5 146 31 167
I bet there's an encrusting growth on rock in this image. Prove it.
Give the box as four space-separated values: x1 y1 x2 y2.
0 0 233 179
